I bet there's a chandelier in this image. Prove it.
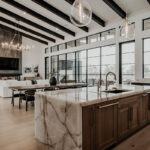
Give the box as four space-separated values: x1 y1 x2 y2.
1 20 32 51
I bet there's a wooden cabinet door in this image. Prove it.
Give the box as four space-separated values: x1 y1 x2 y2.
118 95 140 140
129 99 139 132
94 102 118 150
118 102 130 140
140 94 148 126
82 105 94 150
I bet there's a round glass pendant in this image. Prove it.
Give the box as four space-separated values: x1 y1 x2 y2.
70 0 92 27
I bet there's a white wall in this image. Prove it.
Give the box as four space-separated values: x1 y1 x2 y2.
44 10 150 82
22 37 45 79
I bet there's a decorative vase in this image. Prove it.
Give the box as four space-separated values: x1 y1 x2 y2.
49 76 57 85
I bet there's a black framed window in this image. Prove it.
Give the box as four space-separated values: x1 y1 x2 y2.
45 48 49 54
51 46 58 52
76 37 87 46
67 41 75 49
143 38 150 78
45 57 49 79
58 54 66 83
143 18 150 30
58 43 66 51
51 55 58 81
66 53 76 82
87 47 100 85
101 45 116 83
120 41 135 83
76 50 87 83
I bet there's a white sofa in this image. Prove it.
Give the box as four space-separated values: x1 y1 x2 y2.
0 80 31 98
36 79 49 85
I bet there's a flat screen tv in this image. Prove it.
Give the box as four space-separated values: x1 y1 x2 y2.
0 57 19 70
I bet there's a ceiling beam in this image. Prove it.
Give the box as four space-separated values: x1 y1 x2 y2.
65 0 105 27
32 0 88 32
0 17 56 43
103 0 126 18
2 0 76 36
0 7 64 40
0 23 48 45
147 0 150 4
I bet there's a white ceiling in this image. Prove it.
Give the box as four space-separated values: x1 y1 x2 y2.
0 0 149 45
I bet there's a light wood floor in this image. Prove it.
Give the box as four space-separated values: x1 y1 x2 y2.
0 97 150 150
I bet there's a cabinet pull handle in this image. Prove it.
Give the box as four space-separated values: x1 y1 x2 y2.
143 94 148 97
97 102 119 109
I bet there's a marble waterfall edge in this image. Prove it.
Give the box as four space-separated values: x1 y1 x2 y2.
35 93 82 150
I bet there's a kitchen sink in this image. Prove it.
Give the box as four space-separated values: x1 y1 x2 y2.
102 89 130 94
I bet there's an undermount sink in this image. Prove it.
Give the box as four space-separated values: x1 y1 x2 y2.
102 89 130 94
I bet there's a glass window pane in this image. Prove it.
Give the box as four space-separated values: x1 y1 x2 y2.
122 53 135 64
101 29 116 41
144 38 150 52
45 48 49 54
101 45 116 56
101 65 116 74
88 75 100 85
88 48 100 57
88 66 100 74
121 41 135 83
51 46 58 52
144 38 150 78
144 18 150 30
88 34 100 44
59 44 65 51
77 74 86 83
67 53 75 81
67 41 75 49
88 57 100 66
76 37 87 46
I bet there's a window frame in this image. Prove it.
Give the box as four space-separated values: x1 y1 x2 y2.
119 40 135 84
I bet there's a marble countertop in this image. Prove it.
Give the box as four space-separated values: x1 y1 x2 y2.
36 84 150 106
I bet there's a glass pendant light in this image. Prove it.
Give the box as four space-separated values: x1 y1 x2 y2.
70 0 92 27
120 0 134 38
120 17 133 38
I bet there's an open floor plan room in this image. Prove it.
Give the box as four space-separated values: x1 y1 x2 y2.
0 0 150 150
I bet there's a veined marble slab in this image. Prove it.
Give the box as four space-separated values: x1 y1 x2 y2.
35 84 150 150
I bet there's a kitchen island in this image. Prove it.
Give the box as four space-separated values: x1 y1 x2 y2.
35 85 150 150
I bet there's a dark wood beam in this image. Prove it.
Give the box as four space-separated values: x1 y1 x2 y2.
0 7 64 40
103 0 126 18
32 0 88 32
65 0 105 27
0 17 56 43
0 23 48 45
147 0 150 4
2 0 76 36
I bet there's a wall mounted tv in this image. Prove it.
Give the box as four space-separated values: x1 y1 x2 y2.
0 57 19 70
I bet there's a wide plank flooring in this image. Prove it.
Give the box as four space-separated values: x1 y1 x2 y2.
0 97 150 150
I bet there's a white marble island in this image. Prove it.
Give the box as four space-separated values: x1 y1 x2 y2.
35 85 150 150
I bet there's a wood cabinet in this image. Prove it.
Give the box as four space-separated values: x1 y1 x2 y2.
94 102 118 150
140 94 149 126
82 93 150 150
82 105 95 150
118 95 140 140
82 102 118 150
